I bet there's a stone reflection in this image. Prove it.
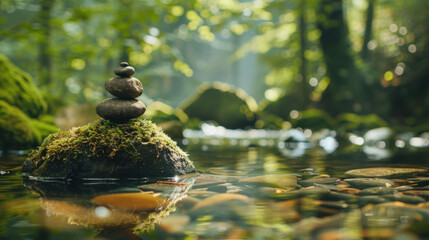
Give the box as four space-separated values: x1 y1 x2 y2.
23 175 195 236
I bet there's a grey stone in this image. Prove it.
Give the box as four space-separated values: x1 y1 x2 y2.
105 77 143 99
114 62 135 77
96 98 146 123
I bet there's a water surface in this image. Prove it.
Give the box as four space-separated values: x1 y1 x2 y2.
1 140 428 239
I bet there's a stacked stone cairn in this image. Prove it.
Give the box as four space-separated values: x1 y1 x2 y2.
96 62 146 123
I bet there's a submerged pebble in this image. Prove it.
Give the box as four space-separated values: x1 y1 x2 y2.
239 174 297 189
359 187 396 196
344 178 395 189
345 167 427 178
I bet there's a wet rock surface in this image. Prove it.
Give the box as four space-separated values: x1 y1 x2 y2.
23 119 196 179
96 98 146 123
114 62 135 77
105 77 143 99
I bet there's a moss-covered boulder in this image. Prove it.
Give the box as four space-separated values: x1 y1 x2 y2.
0 100 40 149
292 109 335 130
0 54 47 118
22 119 196 179
0 55 57 150
180 82 257 129
336 113 388 132
0 100 58 150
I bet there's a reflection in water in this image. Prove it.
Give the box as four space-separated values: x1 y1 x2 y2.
23 175 195 237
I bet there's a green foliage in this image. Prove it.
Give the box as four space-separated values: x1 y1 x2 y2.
140 101 189 138
0 54 47 117
180 82 257 129
142 101 188 124
292 109 335 130
255 113 287 130
336 113 388 132
259 92 307 120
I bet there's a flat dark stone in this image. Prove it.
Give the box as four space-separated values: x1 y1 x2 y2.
96 98 146 123
105 77 143 99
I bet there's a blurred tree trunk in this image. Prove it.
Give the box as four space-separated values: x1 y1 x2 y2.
361 0 375 59
38 0 54 86
297 0 309 107
316 0 369 116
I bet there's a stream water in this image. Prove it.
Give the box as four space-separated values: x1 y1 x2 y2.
1 130 429 239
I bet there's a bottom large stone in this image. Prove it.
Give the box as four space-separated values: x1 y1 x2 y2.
22 119 196 179
96 98 146 123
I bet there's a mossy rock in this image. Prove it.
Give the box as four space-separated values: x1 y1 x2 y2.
0 54 47 118
180 82 257 129
141 101 188 138
336 113 388 132
22 119 196 179
0 100 40 149
292 109 335 130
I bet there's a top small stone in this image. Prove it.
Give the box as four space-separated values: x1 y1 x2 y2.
114 62 135 77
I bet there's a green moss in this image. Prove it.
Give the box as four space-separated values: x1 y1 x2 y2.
180 82 257 129
0 100 40 150
30 118 58 141
26 119 194 178
0 54 47 118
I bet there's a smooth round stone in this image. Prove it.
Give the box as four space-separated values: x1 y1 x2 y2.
96 98 146 123
105 77 143 99
345 167 428 178
344 178 394 189
114 62 135 77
